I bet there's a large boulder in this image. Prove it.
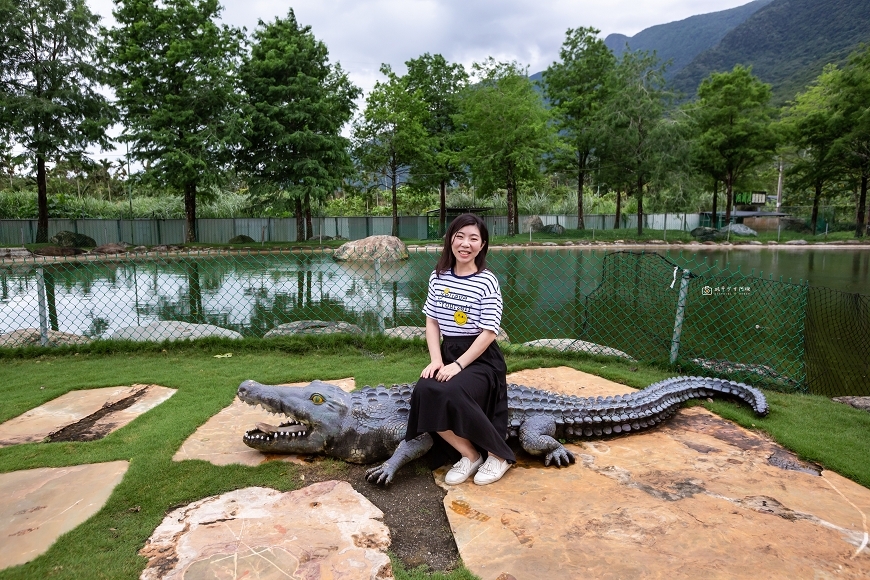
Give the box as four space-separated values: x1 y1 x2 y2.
542 223 565 235
720 223 758 237
49 231 96 248
522 215 544 233
228 234 255 244
690 227 724 242
110 321 242 342
333 235 408 262
265 320 364 338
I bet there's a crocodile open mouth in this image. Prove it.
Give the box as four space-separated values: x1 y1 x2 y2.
243 419 309 443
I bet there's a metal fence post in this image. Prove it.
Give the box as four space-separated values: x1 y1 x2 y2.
36 267 49 346
670 268 691 364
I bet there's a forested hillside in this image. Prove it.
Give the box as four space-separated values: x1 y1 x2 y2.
672 0 870 102
604 0 771 79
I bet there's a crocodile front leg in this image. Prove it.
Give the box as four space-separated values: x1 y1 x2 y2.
365 433 434 485
519 415 576 467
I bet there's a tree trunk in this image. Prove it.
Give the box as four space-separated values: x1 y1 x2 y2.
724 172 734 227
636 177 645 236
391 166 398 238
810 179 822 234
577 152 586 230
614 188 622 230
304 190 313 240
506 167 516 236
439 179 447 236
513 178 519 236
184 182 197 243
711 179 719 229
856 171 867 238
36 155 49 243
295 197 304 242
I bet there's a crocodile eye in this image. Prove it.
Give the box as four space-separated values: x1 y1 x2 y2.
310 393 325 405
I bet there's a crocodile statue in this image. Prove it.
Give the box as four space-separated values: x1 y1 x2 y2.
237 376 769 485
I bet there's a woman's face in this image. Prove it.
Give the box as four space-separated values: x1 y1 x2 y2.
451 224 484 271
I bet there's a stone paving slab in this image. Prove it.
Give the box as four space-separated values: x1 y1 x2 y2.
139 481 391 580
173 378 355 466
0 385 176 447
438 367 870 580
0 461 129 570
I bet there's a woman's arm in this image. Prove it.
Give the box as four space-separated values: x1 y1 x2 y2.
420 316 444 379
434 329 496 382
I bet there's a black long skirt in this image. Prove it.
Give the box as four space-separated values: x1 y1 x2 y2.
404 335 516 468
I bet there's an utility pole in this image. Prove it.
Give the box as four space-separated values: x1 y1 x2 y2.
775 157 784 212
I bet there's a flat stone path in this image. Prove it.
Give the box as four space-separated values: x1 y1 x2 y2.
139 482 391 580
173 378 355 466
440 367 870 580
0 385 175 447
0 461 129 569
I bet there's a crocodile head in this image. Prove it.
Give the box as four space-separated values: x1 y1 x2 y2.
237 379 350 454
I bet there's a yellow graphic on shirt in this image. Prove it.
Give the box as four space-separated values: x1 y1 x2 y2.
443 288 450 295
454 310 468 325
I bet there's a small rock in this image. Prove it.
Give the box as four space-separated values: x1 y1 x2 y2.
748 241 763 245
0 247 32 259
110 322 242 342
767 241 779 245
784 239 808 245
720 223 758 237
265 320 364 337
542 242 558 246
541 223 565 235
0 329 91 347
31 246 85 256
228 234 256 244
92 242 131 255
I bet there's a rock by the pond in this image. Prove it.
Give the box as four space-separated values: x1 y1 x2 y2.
139 482 392 580
0 328 91 347
0 247 31 259
720 223 758 237
384 325 510 343
521 338 635 361
265 320 364 337
228 234 255 244
522 215 544 233
0 461 129 570
92 242 131 255
785 239 809 245
31 245 85 256
110 321 242 342
542 223 565 235
49 230 96 248
690 227 724 241
333 235 408 261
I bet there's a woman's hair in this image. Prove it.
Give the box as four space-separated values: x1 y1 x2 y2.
435 213 490 276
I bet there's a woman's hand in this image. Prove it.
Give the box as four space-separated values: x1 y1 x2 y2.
434 362 463 382
421 361 443 379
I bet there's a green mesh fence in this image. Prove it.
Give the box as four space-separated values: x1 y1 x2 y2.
0 247 866 396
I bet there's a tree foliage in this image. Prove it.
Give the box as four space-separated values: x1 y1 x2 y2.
0 0 114 242
456 59 556 235
239 9 359 240
102 0 244 242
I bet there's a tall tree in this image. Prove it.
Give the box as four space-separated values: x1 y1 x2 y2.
103 0 244 242
404 54 468 236
595 51 673 235
688 65 778 226
0 0 114 242
352 65 428 236
829 47 870 238
239 9 359 241
542 27 615 230
456 59 555 236
780 65 840 234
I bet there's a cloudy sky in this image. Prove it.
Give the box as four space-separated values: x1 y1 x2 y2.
88 0 753 95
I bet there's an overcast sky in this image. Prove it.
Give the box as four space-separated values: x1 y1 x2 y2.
88 0 753 95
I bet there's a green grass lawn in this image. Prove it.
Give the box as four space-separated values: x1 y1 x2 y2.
0 336 868 580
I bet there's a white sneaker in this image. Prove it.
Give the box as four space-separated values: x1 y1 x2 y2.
474 456 511 485
444 455 483 485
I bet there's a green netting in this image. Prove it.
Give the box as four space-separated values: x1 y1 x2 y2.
0 247 866 396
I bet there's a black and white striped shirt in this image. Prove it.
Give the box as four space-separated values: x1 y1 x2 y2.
423 269 502 336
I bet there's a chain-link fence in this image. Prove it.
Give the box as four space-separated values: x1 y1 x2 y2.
0 248 866 396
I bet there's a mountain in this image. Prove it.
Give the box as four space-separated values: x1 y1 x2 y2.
671 0 870 102
604 0 773 79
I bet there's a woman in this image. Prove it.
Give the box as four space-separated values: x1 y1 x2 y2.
404 213 515 485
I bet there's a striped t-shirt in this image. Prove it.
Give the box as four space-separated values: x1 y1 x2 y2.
422 269 503 337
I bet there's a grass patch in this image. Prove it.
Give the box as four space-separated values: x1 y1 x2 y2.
0 336 867 579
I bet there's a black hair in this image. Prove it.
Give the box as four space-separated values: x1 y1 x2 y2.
434 213 489 276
